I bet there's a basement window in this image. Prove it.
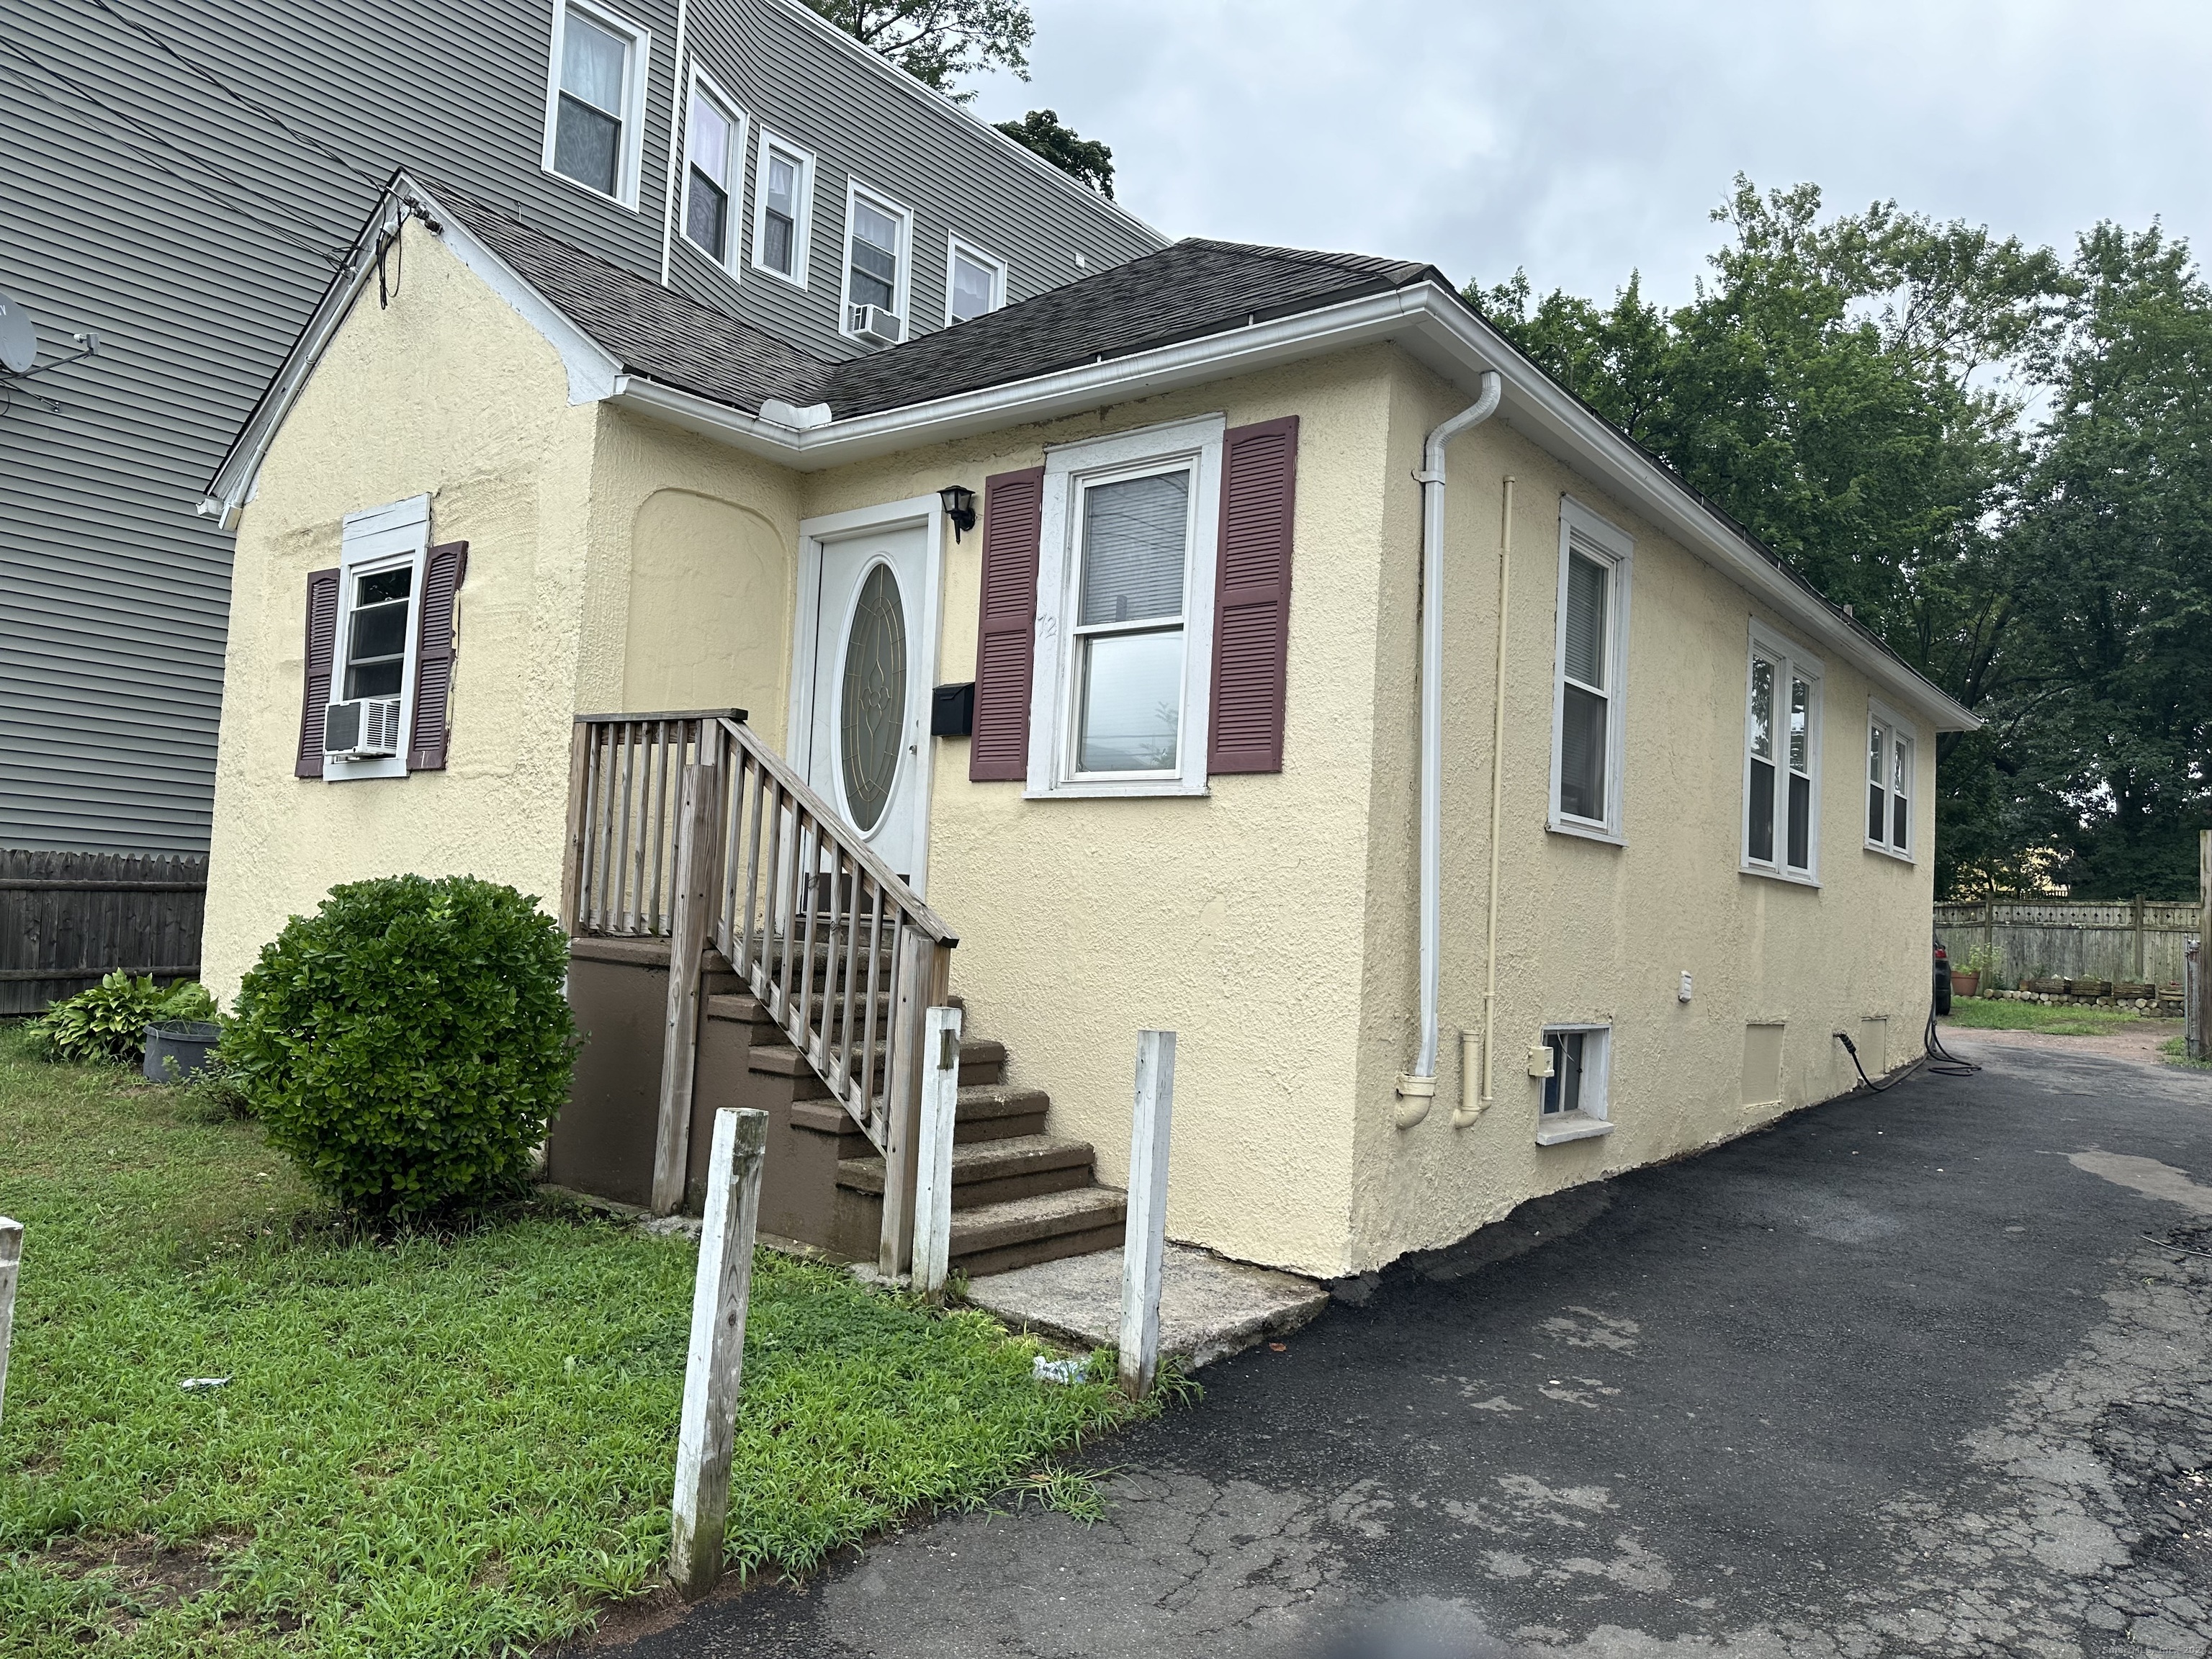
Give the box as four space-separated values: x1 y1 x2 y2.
542 1 650 207
1537 1024 1613 1145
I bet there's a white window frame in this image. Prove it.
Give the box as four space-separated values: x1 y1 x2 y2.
539 0 652 210
1866 699 1918 863
749 130 815 287
324 494 431 783
1536 1022 1614 1145
1026 413 1226 800
944 234 1007 325
838 179 913 338
1547 497 1635 844
1741 622 1824 886
677 66 747 281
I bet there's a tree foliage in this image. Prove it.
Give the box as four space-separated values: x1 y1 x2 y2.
801 0 1032 101
1474 180 2212 899
994 108 1115 197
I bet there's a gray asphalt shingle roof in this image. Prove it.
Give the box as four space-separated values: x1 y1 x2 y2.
433 181 1439 421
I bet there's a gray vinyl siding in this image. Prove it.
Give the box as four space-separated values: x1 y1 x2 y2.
1 0 1163 856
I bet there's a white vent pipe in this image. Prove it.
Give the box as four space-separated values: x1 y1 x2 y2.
1395 370 1503 1128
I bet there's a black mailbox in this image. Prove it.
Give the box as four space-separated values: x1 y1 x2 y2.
930 682 976 738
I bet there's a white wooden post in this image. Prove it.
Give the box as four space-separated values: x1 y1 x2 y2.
1118 1030 1176 1401
0 1217 19 1427
912 1005 963 1300
668 1107 768 1600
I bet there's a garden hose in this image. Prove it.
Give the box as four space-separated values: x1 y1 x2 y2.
1832 1011 1982 1094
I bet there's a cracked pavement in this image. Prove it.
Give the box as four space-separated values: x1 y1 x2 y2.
595 1030 2212 1657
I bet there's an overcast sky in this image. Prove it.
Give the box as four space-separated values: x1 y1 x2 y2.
969 0 2212 308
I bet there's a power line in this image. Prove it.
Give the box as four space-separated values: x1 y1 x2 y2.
0 37 349 268
86 0 385 194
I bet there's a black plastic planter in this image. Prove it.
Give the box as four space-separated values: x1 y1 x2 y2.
143 1020 222 1082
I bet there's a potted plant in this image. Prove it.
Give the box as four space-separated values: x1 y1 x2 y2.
1954 944 1999 1000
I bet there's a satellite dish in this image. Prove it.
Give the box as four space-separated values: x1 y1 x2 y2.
0 289 35 375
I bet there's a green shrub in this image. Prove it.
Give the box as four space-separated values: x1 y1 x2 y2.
228 873 577 1215
26 972 217 1066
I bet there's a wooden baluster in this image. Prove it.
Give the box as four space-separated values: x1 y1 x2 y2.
614 724 637 933
648 720 670 933
593 725 618 934
795 811 823 1060
739 754 767 983
765 780 791 1022
561 721 590 935
860 878 885 1138
834 845 861 1101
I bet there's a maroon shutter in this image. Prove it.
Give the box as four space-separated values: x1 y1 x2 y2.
969 467 1044 781
1208 415 1300 774
408 540 469 771
295 567 341 778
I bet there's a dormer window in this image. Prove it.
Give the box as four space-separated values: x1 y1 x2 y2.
543 2 649 207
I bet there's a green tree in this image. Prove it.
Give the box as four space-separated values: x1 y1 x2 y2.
1475 179 2073 896
1999 224 2212 896
994 108 1115 197
802 0 1033 101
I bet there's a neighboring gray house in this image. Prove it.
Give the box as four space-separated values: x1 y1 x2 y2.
1 0 1159 856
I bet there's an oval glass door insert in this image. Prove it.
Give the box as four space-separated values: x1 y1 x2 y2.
838 561 907 833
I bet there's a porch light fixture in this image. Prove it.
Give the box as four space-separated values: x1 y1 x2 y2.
938 483 977 541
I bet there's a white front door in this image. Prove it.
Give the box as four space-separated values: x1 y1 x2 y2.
804 521 932 886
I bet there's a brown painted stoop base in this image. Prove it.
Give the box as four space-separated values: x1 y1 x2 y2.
551 938 1125 1277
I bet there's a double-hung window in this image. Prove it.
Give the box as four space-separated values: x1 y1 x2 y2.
1548 500 1634 841
751 134 814 284
324 495 430 782
841 183 911 337
1866 703 1916 860
946 237 1007 323
682 73 745 271
1027 415 1224 798
543 1 649 206
1743 626 1822 881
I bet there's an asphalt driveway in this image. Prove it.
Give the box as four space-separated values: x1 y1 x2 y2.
594 1028 2212 1658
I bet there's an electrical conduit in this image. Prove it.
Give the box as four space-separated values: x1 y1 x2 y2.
1396 370 1504 1128
1455 476 1515 1128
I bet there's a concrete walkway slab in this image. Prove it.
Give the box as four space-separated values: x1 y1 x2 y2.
964 1243 1328 1370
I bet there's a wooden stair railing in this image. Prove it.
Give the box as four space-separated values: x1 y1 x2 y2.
562 710 957 1277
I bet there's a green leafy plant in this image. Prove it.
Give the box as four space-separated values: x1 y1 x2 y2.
25 973 216 1066
225 874 577 1215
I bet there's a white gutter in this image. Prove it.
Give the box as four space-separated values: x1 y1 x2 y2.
1394 372 1503 1128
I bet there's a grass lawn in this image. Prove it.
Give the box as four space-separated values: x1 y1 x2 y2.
0 1027 1151 1658
1940 997 2154 1038
2162 1036 2212 1071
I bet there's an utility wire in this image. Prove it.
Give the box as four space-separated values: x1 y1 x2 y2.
0 36 351 266
86 0 385 192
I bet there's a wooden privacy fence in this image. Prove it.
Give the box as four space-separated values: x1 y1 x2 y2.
1934 898 2200 988
0 848 207 1015
564 711 957 1276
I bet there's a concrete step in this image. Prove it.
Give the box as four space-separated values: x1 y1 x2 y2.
836 1133 1095 1210
949 1187 1130 1279
952 1082 1049 1142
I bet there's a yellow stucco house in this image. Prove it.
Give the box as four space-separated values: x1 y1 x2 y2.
201 174 1974 1284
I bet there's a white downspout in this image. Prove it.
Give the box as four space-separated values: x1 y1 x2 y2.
1395 369 1504 1128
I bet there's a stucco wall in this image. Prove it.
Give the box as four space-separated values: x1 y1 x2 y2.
203 225 600 999
796 354 1403 1276
1341 359 1943 1272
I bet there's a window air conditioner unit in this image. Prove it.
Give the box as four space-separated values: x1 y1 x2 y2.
325 696 403 759
848 303 904 346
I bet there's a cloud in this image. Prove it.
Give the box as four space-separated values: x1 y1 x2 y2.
971 0 2212 305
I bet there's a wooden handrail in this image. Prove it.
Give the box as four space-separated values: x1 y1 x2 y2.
563 709 958 1277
